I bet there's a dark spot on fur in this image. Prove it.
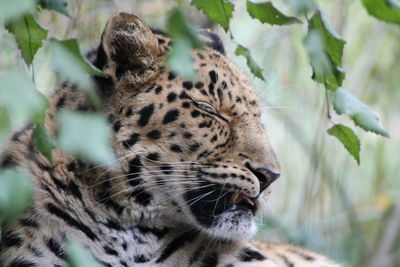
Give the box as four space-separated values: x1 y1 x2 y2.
155 86 163 94
195 82 204 89
208 83 215 95
167 92 177 102
163 110 180 124
168 72 176 80
184 132 193 139
200 252 219 267
191 110 201 118
134 255 150 263
190 143 200 152
183 81 193 90
123 133 140 148
138 104 155 127
147 153 160 161
2 231 22 247
104 245 118 256
170 144 183 153
45 238 65 259
238 247 267 262
113 121 121 132
147 130 161 139
209 70 218 83
156 230 198 263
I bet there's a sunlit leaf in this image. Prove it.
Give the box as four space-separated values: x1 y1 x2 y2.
32 122 56 163
6 14 48 65
362 0 400 24
38 0 71 17
0 168 32 222
0 70 48 129
66 239 100 267
309 10 345 66
303 31 332 80
49 38 103 106
166 9 203 78
0 0 35 22
307 10 346 90
247 1 301 26
192 0 234 31
284 0 316 14
327 124 360 164
333 88 389 137
57 110 115 165
235 44 265 81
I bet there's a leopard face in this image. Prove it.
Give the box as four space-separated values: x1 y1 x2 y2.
97 13 280 241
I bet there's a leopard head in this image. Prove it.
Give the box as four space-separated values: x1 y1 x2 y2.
96 12 280 240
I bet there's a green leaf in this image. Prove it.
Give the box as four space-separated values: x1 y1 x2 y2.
167 38 196 78
49 38 104 106
66 239 100 267
246 1 301 26
307 10 346 90
32 122 56 163
38 0 71 17
166 9 203 78
0 70 48 129
284 0 316 14
192 0 234 31
303 31 332 79
49 38 103 77
309 10 345 66
333 88 389 137
6 14 48 65
0 168 32 222
57 110 115 165
361 0 400 24
0 107 11 153
0 0 35 22
235 44 265 81
327 124 360 164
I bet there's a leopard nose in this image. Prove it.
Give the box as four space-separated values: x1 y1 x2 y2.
254 167 280 193
245 162 280 193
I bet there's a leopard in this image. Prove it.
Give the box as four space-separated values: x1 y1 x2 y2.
0 12 342 267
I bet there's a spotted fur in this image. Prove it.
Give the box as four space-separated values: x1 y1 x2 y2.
0 13 341 267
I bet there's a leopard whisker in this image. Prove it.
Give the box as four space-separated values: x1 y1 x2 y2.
97 179 204 204
85 170 200 189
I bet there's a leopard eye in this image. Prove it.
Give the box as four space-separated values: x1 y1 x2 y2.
197 101 216 113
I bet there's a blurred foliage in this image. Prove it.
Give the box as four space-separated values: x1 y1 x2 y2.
235 44 265 81
246 1 301 26
0 168 32 222
66 239 100 267
0 0 399 266
166 8 203 78
57 110 115 165
362 0 400 24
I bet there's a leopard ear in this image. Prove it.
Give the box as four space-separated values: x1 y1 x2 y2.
98 12 160 83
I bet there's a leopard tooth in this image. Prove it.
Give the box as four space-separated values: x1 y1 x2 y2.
230 192 240 204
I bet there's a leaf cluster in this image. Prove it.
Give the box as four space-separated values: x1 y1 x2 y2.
0 1 114 250
187 0 392 164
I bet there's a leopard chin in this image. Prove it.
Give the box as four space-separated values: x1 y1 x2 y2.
183 185 259 240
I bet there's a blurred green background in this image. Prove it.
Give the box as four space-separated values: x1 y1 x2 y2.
1 0 399 266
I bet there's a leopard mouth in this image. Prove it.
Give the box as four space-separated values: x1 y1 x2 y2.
227 192 257 216
184 184 258 228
